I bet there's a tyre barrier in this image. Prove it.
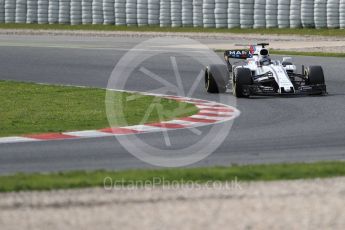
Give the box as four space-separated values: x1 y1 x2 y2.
49 0 59 24
92 0 103 24
327 0 339 28
5 0 16 23
301 0 315 28
137 0 148 26
182 0 192 26
314 0 327 28
215 0 227 28
266 0 278 28
38 0 48 24
103 0 114 25
115 0 126 26
193 0 203 27
1 0 345 29
16 0 27 23
171 0 182 27
228 0 240 28
59 0 70 24
0 0 4 23
27 0 37 23
71 0 82 26
290 0 302 28
82 0 92 24
254 0 266 28
203 0 215 28
278 0 290 28
148 0 159 26
240 0 254 28
159 0 170 27
340 0 345 29
126 0 137 26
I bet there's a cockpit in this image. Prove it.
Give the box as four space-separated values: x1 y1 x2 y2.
259 48 271 66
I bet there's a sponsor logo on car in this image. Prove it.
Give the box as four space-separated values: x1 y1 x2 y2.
226 50 252 59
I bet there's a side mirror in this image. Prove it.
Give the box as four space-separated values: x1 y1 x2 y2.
282 57 293 63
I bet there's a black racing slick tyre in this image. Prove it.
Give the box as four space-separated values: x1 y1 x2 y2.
233 68 252 98
205 64 228 94
305 66 325 85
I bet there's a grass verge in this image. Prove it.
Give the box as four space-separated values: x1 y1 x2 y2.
1 23 345 37
0 80 198 137
0 161 344 192
270 50 345 58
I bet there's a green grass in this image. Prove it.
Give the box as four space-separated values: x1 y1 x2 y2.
1 23 345 37
0 80 198 137
0 161 344 192
270 50 345 58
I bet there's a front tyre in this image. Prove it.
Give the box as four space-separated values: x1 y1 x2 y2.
305 66 325 85
233 68 252 98
205 64 228 94
305 66 326 95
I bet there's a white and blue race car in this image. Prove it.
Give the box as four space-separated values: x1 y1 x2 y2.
205 43 327 98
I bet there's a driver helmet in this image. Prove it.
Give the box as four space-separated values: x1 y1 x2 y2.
259 48 271 65
260 55 271 65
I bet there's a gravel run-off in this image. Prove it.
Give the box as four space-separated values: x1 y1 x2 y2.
1 177 344 230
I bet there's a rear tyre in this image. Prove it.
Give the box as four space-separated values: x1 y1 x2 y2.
305 66 325 85
233 68 252 98
205 64 228 94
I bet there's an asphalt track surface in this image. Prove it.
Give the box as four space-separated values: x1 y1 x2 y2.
0 35 344 174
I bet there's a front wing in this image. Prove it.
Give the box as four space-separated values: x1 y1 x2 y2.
241 84 327 96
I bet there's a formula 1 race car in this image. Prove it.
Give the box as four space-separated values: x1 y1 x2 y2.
204 43 327 98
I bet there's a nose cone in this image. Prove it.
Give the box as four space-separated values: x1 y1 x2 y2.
284 87 291 92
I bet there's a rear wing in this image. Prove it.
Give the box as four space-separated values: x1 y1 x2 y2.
224 49 253 60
